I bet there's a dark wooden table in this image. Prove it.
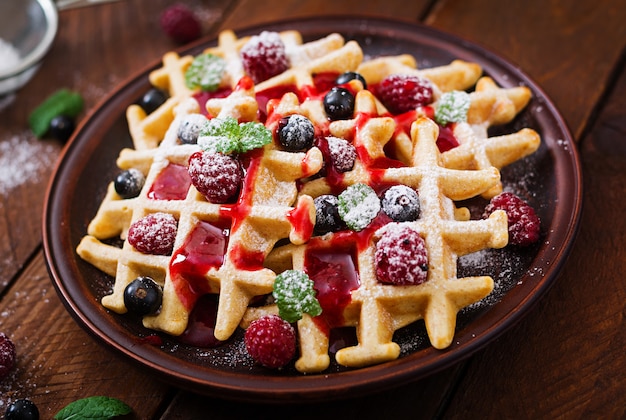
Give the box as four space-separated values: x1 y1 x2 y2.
1 0 625 418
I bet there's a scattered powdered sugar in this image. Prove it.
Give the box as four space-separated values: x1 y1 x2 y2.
0 134 59 196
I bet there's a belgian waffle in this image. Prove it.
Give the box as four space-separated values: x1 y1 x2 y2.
77 27 540 373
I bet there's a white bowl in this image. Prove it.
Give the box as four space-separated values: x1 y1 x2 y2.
0 0 58 95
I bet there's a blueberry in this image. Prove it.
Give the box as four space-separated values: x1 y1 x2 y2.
381 185 420 222
139 88 168 114
124 276 163 316
323 87 355 120
335 71 367 89
277 114 315 151
314 194 346 235
5 399 39 420
49 115 75 142
114 168 145 199
177 113 207 145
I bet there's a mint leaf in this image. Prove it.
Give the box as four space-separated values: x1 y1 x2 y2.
434 90 471 126
29 89 83 137
273 270 322 323
54 396 132 420
198 116 271 154
338 183 381 231
184 53 226 91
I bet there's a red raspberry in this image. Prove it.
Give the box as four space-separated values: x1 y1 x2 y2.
0 332 16 380
244 315 296 368
483 192 541 246
127 212 178 255
375 225 429 285
375 74 434 114
159 4 202 44
240 31 289 84
188 151 243 203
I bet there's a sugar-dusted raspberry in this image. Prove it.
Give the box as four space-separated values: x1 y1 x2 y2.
127 212 178 255
0 332 16 380
483 192 541 246
159 4 202 44
244 315 296 368
188 151 243 203
375 74 434 114
375 225 429 285
326 136 357 173
240 31 289 84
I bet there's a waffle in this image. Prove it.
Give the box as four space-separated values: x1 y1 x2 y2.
77 27 540 373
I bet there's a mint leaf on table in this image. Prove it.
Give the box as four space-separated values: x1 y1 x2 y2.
198 116 271 154
273 270 322 323
54 396 132 420
28 88 84 137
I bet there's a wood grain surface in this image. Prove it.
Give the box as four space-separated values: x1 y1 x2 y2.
0 0 624 418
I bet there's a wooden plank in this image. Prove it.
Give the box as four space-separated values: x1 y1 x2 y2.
0 252 172 418
425 0 626 141
440 50 626 420
218 0 432 31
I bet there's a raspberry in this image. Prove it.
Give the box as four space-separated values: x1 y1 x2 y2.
160 4 202 44
326 136 356 173
375 225 429 285
483 192 541 246
188 151 243 203
244 315 296 368
0 332 16 380
127 212 178 255
375 74 434 114
240 31 289 84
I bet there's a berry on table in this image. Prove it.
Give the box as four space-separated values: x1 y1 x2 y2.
188 151 243 203
326 136 356 173
178 113 208 144
124 276 163 316
335 71 367 89
375 74 434 114
159 3 202 44
4 398 39 420
114 168 145 199
375 225 429 285
127 212 178 255
139 88 168 114
323 87 355 120
313 194 346 235
381 185 420 222
240 31 289 84
0 332 16 380
244 315 296 368
48 115 75 142
277 114 315 151
483 192 541 246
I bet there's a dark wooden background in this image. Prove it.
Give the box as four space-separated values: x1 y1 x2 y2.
0 0 624 418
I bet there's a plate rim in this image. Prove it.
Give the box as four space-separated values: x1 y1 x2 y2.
42 15 583 402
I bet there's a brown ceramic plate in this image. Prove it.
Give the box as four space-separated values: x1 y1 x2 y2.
43 16 582 402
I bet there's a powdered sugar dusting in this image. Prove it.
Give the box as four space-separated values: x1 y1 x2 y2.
0 135 59 196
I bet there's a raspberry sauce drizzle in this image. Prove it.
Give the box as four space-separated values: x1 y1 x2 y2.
170 220 229 311
148 162 191 200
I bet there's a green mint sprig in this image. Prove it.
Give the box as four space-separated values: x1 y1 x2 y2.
28 88 84 137
338 183 381 231
434 90 471 126
198 116 271 154
184 53 226 91
54 396 132 420
273 270 322 323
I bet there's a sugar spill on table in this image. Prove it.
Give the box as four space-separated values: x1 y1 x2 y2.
0 134 60 196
